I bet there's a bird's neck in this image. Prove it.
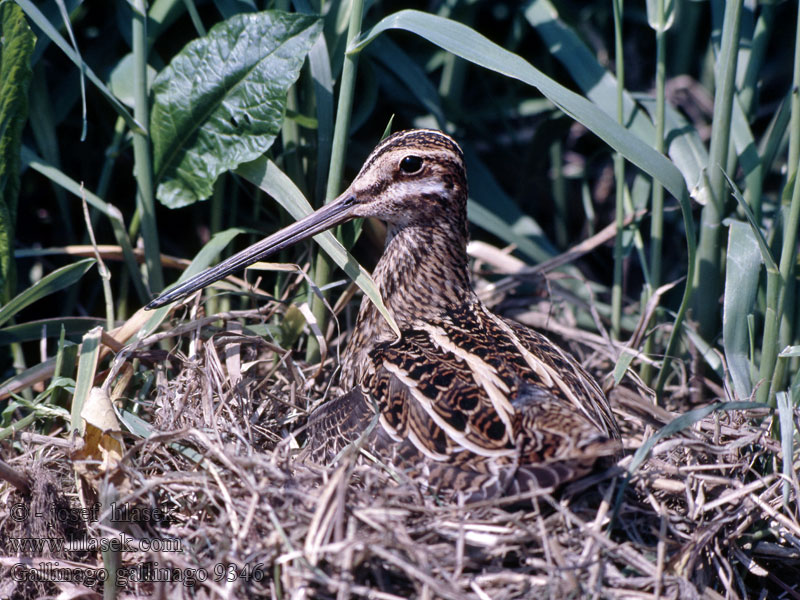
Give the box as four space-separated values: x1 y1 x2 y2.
373 222 473 324
341 222 474 386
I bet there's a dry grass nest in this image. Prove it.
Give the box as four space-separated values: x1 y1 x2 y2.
1 285 799 600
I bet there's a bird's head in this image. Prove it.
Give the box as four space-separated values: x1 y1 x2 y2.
145 129 466 309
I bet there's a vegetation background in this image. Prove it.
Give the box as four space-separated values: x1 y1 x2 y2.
1 0 799 598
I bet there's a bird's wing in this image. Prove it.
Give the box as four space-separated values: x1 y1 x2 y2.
498 316 621 440
302 386 375 463
367 329 517 461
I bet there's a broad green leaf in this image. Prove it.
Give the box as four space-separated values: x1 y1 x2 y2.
236 156 400 337
151 11 322 208
723 221 762 400
0 3 34 304
0 258 95 329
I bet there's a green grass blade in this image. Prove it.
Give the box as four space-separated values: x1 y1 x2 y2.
612 400 765 523
51 325 77 408
779 346 800 358
525 0 710 193
724 171 778 273
20 145 148 303
131 0 163 293
463 144 556 264
723 222 762 400
684 320 724 381
369 36 446 127
15 0 143 133
610 0 625 340
759 95 792 180
53 0 87 140
355 9 685 200
0 258 95 329
691 0 744 343
0 317 105 345
308 0 367 363
633 94 709 203
71 326 102 435
307 32 334 203
29 66 74 242
627 401 764 475
613 350 636 386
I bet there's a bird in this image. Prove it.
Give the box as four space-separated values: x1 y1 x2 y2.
146 129 621 502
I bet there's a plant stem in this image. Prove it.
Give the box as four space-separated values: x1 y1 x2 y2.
650 0 667 295
642 0 667 385
690 0 742 346
790 5 800 177
611 0 625 340
768 162 800 402
738 4 775 224
131 0 163 293
550 140 567 249
763 7 800 403
307 0 365 363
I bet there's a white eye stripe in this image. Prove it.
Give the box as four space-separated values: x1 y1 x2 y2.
393 180 448 197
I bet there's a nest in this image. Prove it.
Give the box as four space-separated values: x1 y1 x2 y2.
1 297 799 600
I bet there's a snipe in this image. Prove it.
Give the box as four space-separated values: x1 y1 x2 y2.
147 129 621 501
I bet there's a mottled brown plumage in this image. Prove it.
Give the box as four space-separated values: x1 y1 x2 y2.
147 129 621 501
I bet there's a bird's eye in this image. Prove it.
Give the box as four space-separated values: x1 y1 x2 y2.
399 155 423 173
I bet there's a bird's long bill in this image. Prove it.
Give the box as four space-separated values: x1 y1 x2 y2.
145 192 357 309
